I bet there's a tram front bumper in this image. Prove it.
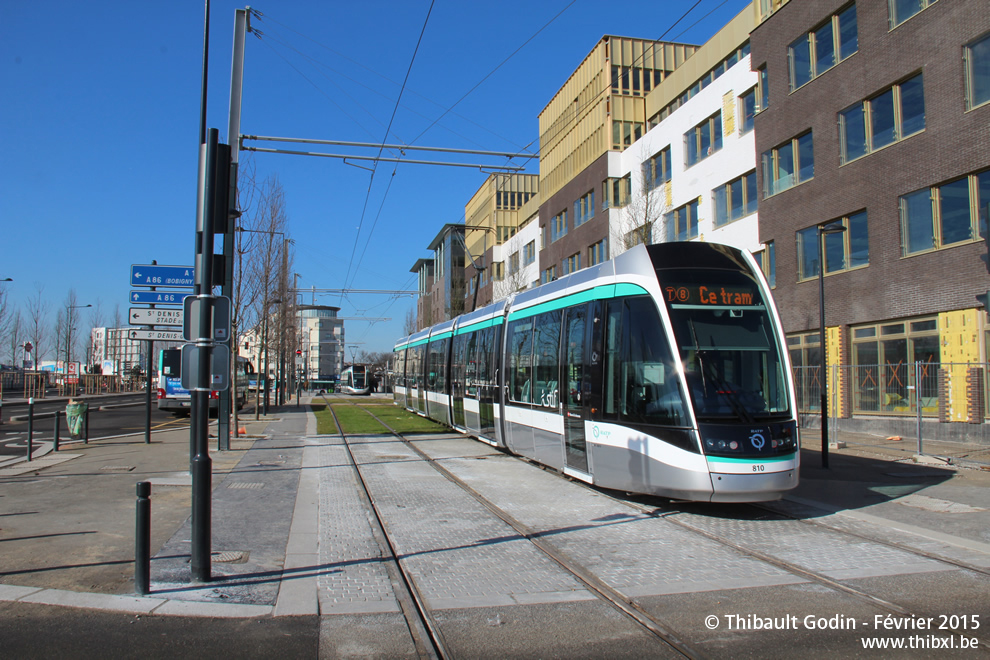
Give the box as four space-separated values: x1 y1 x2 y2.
708 467 798 503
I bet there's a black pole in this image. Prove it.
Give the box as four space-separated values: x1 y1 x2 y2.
190 129 219 583
53 409 60 452
199 0 210 146
135 481 151 595
263 312 270 416
0 401 4 425
83 405 90 444
146 270 158 445
26 397 33 461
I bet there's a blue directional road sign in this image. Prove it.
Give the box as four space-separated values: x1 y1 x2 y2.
129 290 192 305
131 264 195 288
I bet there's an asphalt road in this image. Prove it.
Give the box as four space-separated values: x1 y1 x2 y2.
0 397 189 457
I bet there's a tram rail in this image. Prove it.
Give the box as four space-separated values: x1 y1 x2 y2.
321 396 990 654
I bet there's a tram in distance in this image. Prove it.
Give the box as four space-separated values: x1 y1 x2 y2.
338 364 372 395
392 242 800 503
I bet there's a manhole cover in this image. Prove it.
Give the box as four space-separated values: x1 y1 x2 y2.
212 550 248 563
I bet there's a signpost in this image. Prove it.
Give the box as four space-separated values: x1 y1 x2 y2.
130 264 196 288
129 308 184 327
128 263 194 448
128 329 183 342
129 290 192 305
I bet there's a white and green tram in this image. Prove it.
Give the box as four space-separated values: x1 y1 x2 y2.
393 242 799 502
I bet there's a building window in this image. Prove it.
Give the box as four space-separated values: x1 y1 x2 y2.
900 169 990 256
839 73 925 163
508 251 520 275
888 0 938 29
523 240 536 266
643 146 672 191
851 317 939 414
541 265 557 284
625 222 653 249
796 211 870 281
550 209 568 243
685 112 723 167
665 200 700 242
789 4 858 91
713 171 758 227
758 66 769 113
612 120 643 149
493 261 504 281
739 87 757 134
603 175 631 210
588 238 608 266
754 241 776 287
563 252 582 275
762 131 814 197
965 32 990 111
574 190 595 228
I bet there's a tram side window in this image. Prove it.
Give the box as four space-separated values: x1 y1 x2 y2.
451 334 469 395
533 311 562 408
507 319 533 403
604 297 687 426
393 350 404 387
604 303 623 417
427 338 448 393
475 326 496 392
408 345 423 389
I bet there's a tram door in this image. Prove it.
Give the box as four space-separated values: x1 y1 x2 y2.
562 303 589 473
478 325 499 438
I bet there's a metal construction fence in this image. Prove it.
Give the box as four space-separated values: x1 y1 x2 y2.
0 372 144 399
794 362 990 466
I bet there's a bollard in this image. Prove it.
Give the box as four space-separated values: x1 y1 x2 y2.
83 406 89 444
0 400 4 425
53 409 60 452
27 398 34 461
135 481 151 595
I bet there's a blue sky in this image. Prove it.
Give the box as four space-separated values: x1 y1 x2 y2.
1 0 751 357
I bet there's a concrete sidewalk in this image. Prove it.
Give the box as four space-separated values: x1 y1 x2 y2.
1 398 989 620
0 401 316 618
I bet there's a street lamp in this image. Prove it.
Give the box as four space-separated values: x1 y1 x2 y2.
818 222 846 469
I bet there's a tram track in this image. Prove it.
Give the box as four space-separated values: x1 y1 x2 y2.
327 397 699 659
325 396 990 654
597 483 990 649
321 397 448 660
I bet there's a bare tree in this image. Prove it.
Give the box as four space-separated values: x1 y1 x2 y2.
0 281 13 364
609 146 671 257
242 174 291 417
492 262 531 302
58 289 85 366
404 307 417 335
25 284 51 369
5 310 23 367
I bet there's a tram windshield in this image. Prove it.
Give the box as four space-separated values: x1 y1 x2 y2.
659 267 790 421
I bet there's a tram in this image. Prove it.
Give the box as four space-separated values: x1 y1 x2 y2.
338 364 372 395
393 242 799 502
